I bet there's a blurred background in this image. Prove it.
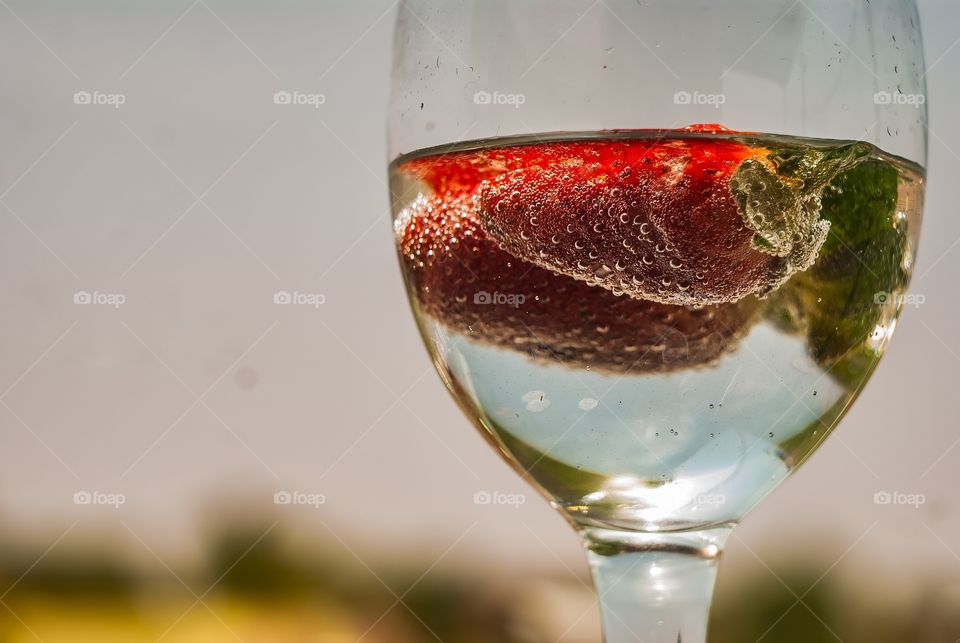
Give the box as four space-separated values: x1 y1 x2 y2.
0 0 957 641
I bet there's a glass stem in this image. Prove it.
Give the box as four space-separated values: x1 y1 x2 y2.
582 525 732 643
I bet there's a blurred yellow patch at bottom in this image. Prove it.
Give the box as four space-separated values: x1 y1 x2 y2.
2 596 361 643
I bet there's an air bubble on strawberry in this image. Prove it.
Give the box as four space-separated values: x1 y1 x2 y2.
396 193 759 374
477 136 870 306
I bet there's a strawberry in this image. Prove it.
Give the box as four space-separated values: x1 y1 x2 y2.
398 140 576 199
396 194 758 374
476 135 846 306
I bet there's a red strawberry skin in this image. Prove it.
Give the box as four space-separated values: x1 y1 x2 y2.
397 194 758 374
476 138 822 306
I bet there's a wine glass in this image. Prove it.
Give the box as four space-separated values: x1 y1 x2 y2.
387 1 926 641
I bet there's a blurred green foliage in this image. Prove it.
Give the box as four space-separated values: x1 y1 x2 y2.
0 519 956 642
